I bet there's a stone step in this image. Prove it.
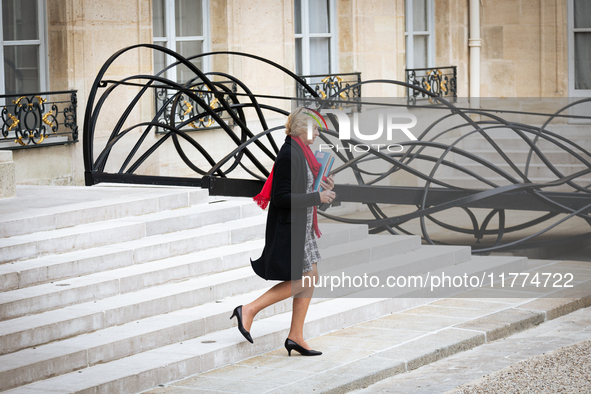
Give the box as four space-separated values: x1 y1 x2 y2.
315 222 370 249
0 246 133 293
0 234 411 323
544 124 591 138
319 234 421 273
0 186 209 238
0 227 378 353
0 286 344 391
0 198 264 265
0 200 265 291
316 244 472 299
0 222 366 293
456 124 591 140
426 175 591 190
0 244 481 390
1 245 469 378
116 198 264 236
180 262 591 394
460 136 591 151
0 235 430 388
317 254 528 300
438 254 528 277
451 149 591 166
0 215 268 321
0 297 402 393
0 254 527 394
435 162 591 180
0 220 148 265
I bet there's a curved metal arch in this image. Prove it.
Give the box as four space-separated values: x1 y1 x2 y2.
312 84 591 251
84 45 591 253
312 111 589 250
324 168 591 228
166 82 250 177
526 96 591 175
85 45 289 177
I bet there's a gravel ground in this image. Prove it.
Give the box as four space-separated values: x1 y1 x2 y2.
448 340 591 394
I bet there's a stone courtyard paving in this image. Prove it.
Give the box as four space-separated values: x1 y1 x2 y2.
142 258 591 394
449 340 591 394
353 306 591 393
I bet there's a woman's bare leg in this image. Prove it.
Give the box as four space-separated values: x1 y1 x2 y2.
241 280 294 332
288 263 318 349
241 263 317 335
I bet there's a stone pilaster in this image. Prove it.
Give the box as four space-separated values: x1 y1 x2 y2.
0 151 16 199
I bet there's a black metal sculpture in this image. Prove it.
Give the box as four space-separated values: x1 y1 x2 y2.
84 45 591 253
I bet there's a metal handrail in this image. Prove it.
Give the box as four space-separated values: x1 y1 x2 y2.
406 66 457 105
0 90 78 149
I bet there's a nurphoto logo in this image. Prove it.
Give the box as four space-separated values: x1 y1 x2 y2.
306 108 418 152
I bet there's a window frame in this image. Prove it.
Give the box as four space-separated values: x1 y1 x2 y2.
294 0 338 76
0 0 48 95
567 0 591 124
568 0 591 96
152 0 210 83
404 0 435 70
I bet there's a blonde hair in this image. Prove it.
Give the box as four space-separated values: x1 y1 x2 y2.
285 107 313 137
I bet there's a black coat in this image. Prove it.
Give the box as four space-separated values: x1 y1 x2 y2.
251 136 321 281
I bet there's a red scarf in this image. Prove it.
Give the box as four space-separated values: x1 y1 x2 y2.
253 136 322 238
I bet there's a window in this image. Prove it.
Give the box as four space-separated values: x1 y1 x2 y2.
294 0 337 76
568 0 591 123
152 0 209 83
0 0 47 95
405 0 434 70
569 0 591 93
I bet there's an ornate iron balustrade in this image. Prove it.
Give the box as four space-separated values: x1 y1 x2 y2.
406 66 457 105
154 80 237 134
0 90 78 149
84 45 591 253
296 72 361 108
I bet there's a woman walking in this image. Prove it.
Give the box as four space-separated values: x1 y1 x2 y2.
231 107 336 356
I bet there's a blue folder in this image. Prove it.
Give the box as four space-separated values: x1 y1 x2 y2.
314 151 334 192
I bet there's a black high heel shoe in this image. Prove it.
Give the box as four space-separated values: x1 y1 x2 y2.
230 305 253 343
284 338 322 356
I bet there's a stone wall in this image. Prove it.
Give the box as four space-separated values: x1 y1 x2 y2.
158 0 295 178
480 0 567 98
434 0 568 99
338 0 406 97
434 0 470 98
14 0 156 186
9 0 575 186
0 151 16 198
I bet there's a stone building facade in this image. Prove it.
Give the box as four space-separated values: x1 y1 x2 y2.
0 0 587 188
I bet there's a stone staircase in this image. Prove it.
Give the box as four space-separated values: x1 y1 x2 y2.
432 125 591 191
0 185 527 393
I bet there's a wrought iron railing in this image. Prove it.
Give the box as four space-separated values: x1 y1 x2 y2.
406 66 457 105
0 90 78 149
154 81 237 133
83 45 591 253
296 72 361 108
